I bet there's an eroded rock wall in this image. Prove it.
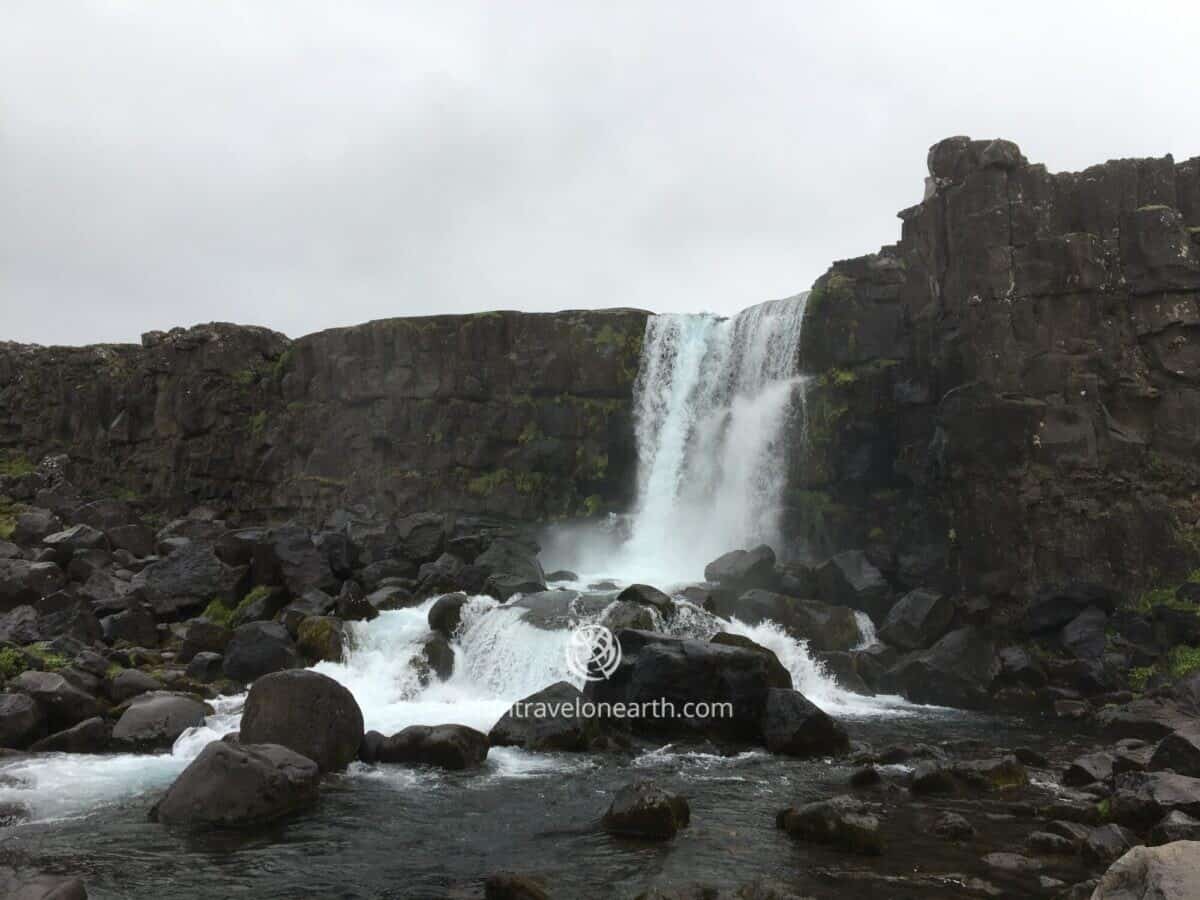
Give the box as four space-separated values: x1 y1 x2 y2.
0 310 647 524
794 137 1200 604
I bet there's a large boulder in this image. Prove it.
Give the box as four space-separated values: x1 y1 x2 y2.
9 671 101 732
1061 606 1108 660
30 716 111 753
105 668 164 704
489 682 610 752
704 546 777 589
615 584 674 618
760 688 849 757
131 544 243 618
583 630 792 743
42 524 109 561
814 550 891 622
708 591 861 652
709 632 792 687
0 692 46 749
877 627 998 709
1091 841 1200 900
601 780 690 840
150 741 320 828
475 537 546 599
428 592 470 639
775 794 884 855
36 595 101 645
0 605 42 644
1110 772 1200 830
239 669 364 772
376 724 489 770
100 603 158 647
0 560 66 610
111 692 208 751
394 512 448 565
10 507 62 545
877 589 954 650
296 616 347 664
107 524 156 559
1149 723 1200 777
222 622 300 683
251 525 338 596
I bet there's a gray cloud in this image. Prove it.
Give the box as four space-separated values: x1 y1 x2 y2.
3 1 1199 345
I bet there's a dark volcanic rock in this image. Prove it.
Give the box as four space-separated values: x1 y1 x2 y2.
878 588 954 650
30 716 110 753
615 583 674 617
760 688 850 757
222 622 300 683
0 869 88 900
703 546 776 589
1090 841 1200 899
376 724 489 770
240 669 364 772
601 780 690 840
775 794 883 855
296 616 347 664
111 691 208 750
489 682 609 752
428 593 469 640
131 544 243 618
814 550 890 622
1149 723 1200 777
150 741 320 828
877 627 999 709
0 692 46 749
9 671 101 732
1110 771 1200 829
709 590 861 652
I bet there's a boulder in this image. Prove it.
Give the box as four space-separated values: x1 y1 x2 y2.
177 619 232 662
9 671 100 732
1110 771 1200 830
760 688 849 757
1083 823 1137 865
10 507 62 545
111 691 208 750
583 630 792 743
376 723 489 770
251 525 337 596
704 545 776 588
106 524 156 559
42 524 109 560
775 794 884 855
1150 810 1200 845
601 780 690 840
296 616 347 664
1097 699 1193 741
429 592 470 643
29 716 110 753
877 589 954 650
877 627 998 709
0 560 66 610
476 538 545 599
932 811 976 840
489 682 609 752
222 622 300 683
711 591 862 652
0 870 88 900
709 632 791 687
334 581 377 622
814 550 890 621
415 633 453 683
615 584 673 618
1064 751 1115 787
35 595 101 645
185 652 224 683
0 692 46 749
394 512 447 564
0 605 42 644
239 669 364 772
483 873 550 900
105 668 164 704
150 741 320 828
1061 606 1108 660
131 544 243 618
100 603 158 647
278 588 336 636
1149 723 1200 777
1090 841 1200 900
1023 582 1118 634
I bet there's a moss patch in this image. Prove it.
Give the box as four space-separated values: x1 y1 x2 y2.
0 647 27 680
203 597 235 627
0 453 35 478
0 496 22 541
1169 645 1200 679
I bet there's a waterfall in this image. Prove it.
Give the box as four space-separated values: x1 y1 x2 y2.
610 294 809 584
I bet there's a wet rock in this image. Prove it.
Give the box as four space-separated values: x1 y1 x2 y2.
878 627 999 709
131 544 244 618
1110 771 1200 829
185 651 224 683
583 630 792 744
9 671 100 732
475 537 546 598
484 873 550 900
1096 699 1192 741
334 581 377 622
222 622 300 683
428 592 469 639
0 692 46 749
1026 831 1076 856
760 688 850 757
602 600 656 632
251 525 337 597
816 651 873 695
616 584 673 618
910 756 1027 794
296 616 347 664
150 741 320 828
704 545 777 589
395 513 448 565
932 811 975 840
709 633 792 687
111 691 208 750
279 589 337 636
1149 723 1200 777
177 619 232 662
105 668 164 704
1149 810 1200 845
30 716 110 753
981 852 1041 873
490 682 611 752
814 550 890 622
240 669 364 772
849 765 882 788
602 780 690 840
1090 841 1200 899
0 869 88 900
1064 751 1115 787
376 723 489 770
877 588 954 650
776 794 883 855
415 633 454 683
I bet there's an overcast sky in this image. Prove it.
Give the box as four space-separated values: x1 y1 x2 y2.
3 2 1199 346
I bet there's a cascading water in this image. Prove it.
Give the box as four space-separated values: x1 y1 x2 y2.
604 294 810 585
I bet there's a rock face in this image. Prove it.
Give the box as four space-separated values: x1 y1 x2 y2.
239 670 364 773
792 137 1200 604
1091 841 1200 899
150 741 320 828
0 311 646 523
